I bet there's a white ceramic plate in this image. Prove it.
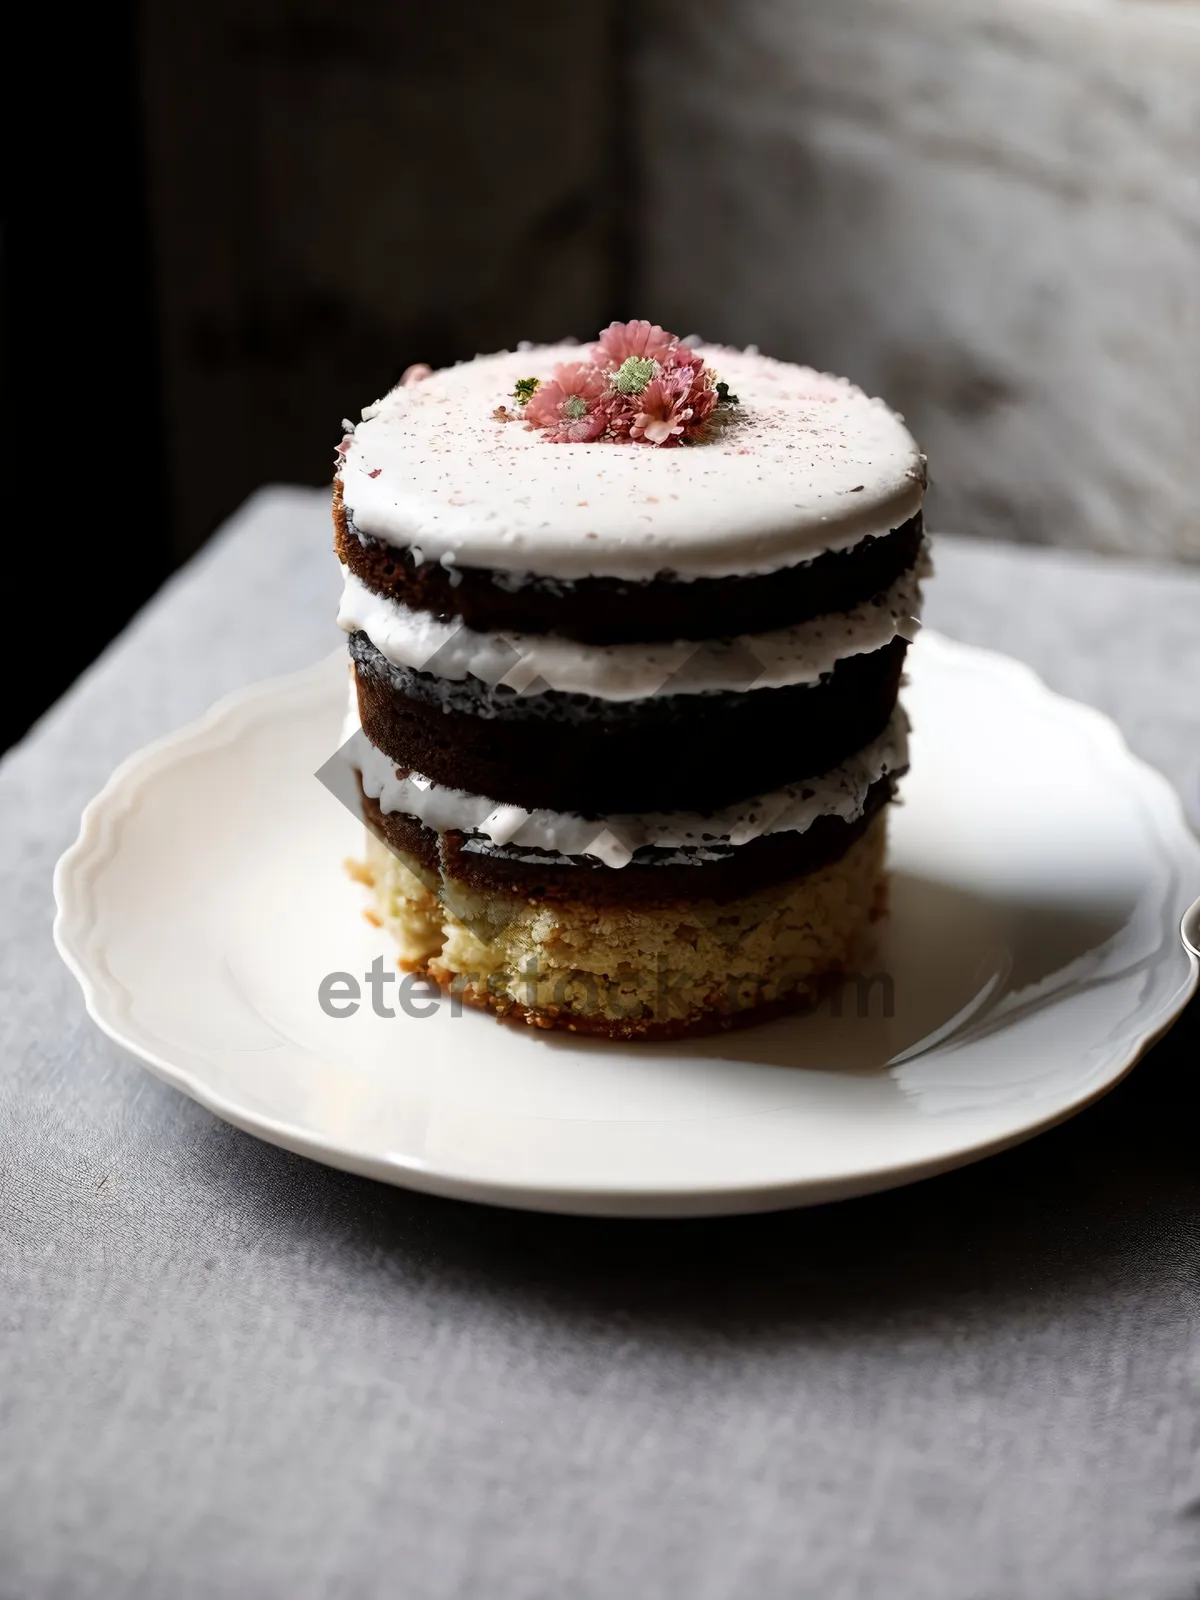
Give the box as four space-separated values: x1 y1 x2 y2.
54 633 1200 1217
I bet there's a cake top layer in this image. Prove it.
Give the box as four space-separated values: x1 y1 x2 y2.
338 341 926 581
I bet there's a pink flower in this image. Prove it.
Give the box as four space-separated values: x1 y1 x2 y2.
671 355 721 441
629 375 694 447
525 362 609 443
682 373 719 439
594 319 678 370
666 344 705 375
498 325 732 446
626 361 723 447
603 390 638 440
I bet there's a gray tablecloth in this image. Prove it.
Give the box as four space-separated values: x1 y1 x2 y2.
3 488 1198 1600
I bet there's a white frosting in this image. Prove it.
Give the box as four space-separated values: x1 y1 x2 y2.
339 344 926 581
350 709 908 870
338 551 926 701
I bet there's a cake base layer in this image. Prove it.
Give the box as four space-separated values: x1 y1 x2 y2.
360 813 888 1040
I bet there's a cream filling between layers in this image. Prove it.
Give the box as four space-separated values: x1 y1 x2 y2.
349 708 908 870
338 549 927 702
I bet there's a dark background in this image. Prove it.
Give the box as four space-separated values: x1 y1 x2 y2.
5 3 166 753
4 2 628 754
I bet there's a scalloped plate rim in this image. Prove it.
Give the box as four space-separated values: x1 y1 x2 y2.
52 634 1200 1217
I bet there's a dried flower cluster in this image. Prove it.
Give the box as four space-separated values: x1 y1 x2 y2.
507 321 738 447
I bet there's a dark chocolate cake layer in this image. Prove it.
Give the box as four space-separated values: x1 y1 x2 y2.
361 774 896 909
336 484 922 646
352 635 906 815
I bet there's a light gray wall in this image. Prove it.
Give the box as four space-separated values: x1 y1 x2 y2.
637 0 1200 560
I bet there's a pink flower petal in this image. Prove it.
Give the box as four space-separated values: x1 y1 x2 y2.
594 319 679 369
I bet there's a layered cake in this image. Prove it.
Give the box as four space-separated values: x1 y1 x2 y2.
333 321 927 1038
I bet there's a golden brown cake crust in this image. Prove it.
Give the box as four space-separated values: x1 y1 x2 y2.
421 965 856 1042
362 814 890 1039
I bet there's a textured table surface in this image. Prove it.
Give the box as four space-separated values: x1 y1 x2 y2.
2 488 1198 1600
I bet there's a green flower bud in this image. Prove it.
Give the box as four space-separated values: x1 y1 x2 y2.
613 356 656 395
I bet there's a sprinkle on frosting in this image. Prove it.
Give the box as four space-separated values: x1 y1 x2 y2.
511 320 736 448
